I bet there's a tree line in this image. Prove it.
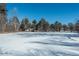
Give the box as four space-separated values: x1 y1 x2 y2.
4 16 79 32
0 15 79 33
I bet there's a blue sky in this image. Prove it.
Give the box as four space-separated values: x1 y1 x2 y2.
6 3 79 24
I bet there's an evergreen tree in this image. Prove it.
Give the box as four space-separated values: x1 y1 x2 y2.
20 17 30 31
54 21 62 32
24 18 29 29
63 24 68 31
50 24 55 31
37 18 49 32
75 20 79 32
31 19 37 31
68 23 74 32
19 23 25 31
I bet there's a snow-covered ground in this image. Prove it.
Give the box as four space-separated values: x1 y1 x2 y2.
0 32 79 56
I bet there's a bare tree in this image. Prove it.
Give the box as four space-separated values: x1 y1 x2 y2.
11 16 20 32
0 3 8 32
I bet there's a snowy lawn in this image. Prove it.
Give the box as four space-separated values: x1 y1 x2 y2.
0 32 79 56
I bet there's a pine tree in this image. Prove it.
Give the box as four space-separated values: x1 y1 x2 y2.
37 18 49 32
20 17 30 31
68 23 74 32
50 24 55 31
63 24 68 31
19 23 25 31
54 21 62 32
75 20 79 33
31 19 37 32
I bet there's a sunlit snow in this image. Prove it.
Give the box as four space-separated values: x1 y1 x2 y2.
0 32 79 56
